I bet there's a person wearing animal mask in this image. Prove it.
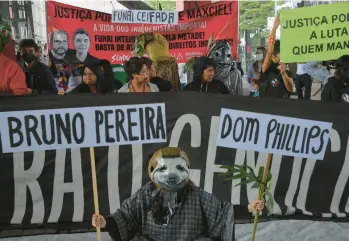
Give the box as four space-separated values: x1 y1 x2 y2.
92 147 264 241
206 40 243 95
0 22 28 96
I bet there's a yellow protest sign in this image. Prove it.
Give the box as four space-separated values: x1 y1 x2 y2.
280 2 349 63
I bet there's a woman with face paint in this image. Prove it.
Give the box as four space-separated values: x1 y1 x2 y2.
247 47 266 97
118 57 159 93
92 147 264 241
321 55 349 103
259 16 294 98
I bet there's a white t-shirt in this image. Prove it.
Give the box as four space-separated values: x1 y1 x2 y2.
296 64 307 75
118 82 159 93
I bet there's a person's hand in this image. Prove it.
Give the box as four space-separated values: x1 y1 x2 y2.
272 16 280 31
58 89 65 96
277 62 286 75
248 200 264 213
27 88 32 95
92 214 106 228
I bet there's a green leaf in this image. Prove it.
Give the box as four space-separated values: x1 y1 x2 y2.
265 192 274 215
243 165 257 179
224 173 245 181
251 181 262 189
234 179 255 187
266 172 272 183
206 33 214 50
257 166 264 180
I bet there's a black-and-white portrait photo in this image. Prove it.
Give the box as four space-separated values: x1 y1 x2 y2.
49 30 78 65
73 28 99 64
50 30 69 62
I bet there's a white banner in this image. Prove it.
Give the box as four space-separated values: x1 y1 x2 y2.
0 103 166 153
112 10 178 24
216 108 333 160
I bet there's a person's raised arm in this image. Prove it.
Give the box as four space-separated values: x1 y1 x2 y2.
262 16 280 73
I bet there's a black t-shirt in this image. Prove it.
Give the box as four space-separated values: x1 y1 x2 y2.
183 79 229 94
321 77 349 102
259 62 292 98
150 77 173 92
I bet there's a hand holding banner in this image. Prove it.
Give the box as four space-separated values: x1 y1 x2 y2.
216 108 333 241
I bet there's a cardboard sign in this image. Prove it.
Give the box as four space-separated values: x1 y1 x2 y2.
0 103 166 153
112 10 178 25
280 2 349 62
216 109 333 160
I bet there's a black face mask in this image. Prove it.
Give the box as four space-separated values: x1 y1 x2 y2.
22 52 36 63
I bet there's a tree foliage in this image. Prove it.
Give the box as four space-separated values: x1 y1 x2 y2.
144 1 176 11
239 0 281 32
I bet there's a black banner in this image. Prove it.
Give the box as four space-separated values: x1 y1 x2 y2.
0 93 349 234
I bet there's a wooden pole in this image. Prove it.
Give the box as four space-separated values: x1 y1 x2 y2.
90 147 101 241
250 153 272 241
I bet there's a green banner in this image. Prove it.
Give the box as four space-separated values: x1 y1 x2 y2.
280 2 349 63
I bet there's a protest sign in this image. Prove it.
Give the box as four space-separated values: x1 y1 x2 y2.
280 2 349 63
112 10 178 25
1 93 349 236
46 1 238 64
216 108 333 160
0 103 166 153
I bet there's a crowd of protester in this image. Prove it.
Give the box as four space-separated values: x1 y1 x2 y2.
1 19 349 103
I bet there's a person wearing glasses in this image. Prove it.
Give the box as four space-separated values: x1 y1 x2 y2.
259 16 294 99
118 57 159 93
49 30 70 63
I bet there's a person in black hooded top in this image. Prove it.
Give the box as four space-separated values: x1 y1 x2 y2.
321 55 349 103
183 56 229 94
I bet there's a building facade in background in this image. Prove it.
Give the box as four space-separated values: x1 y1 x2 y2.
0 0 129 53
0 0 34 46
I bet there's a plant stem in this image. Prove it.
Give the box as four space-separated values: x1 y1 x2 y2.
250 185 264 241
250 153 272 241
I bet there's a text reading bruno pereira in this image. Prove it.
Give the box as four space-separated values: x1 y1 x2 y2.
0 103 166 153
216 108 333 160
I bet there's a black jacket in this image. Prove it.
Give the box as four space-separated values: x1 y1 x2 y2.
183 78 229 94
183 56 229 94
25 61 57 94
151 77 173 92
321 77 349 102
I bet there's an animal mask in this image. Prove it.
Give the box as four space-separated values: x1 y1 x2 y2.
148 147 190 192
